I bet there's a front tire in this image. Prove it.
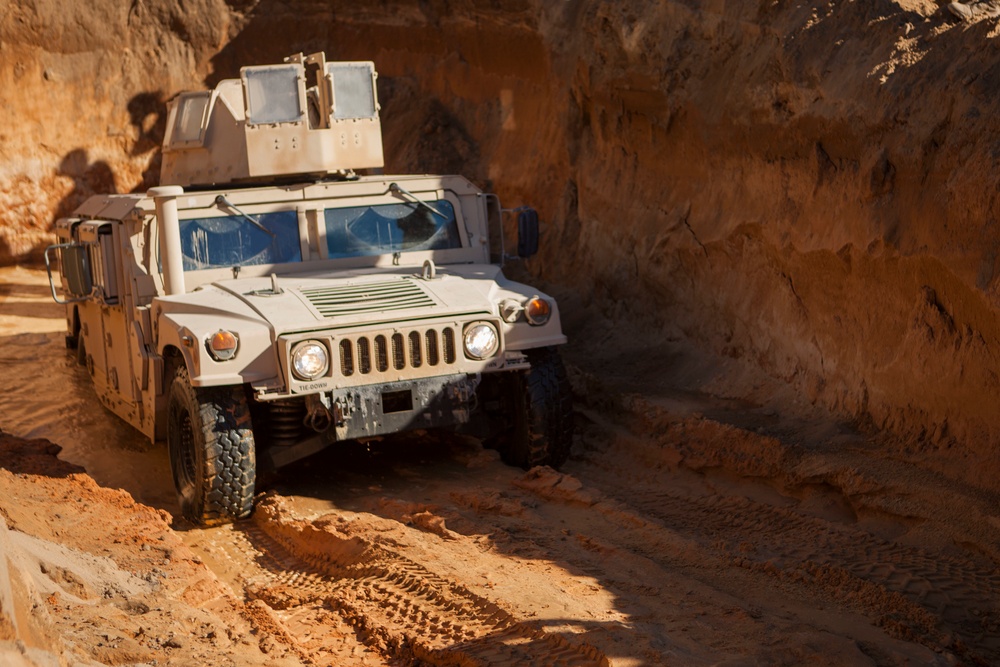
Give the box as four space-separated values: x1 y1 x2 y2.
492 347 574 470
167 367 256 525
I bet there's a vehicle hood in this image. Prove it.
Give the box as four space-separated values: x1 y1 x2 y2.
207 267 504 335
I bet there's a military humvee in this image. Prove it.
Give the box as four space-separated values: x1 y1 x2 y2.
45 53 572 525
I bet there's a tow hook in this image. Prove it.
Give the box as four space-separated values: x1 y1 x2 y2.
304 394 333 432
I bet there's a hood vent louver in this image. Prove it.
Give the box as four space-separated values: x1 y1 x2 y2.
300 279 436 318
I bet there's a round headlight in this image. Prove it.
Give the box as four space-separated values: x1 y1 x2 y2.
524 297 552 326
291 340 329 380
464 323 499 360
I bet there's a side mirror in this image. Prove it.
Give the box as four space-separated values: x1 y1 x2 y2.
517 207 539 258
44 243 92 304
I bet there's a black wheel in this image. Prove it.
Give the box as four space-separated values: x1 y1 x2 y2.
492 347 574 470
167 367 256 525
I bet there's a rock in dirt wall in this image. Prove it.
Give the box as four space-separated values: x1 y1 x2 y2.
3 0 1000 488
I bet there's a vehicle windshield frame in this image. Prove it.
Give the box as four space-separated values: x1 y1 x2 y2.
162 186 484 288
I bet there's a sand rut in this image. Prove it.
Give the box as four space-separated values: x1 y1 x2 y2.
531 460 1000 666
231 498 609 666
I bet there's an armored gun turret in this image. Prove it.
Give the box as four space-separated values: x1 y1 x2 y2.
161 52 384 187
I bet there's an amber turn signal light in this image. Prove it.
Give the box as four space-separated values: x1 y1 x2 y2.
524 297 551 326
208 330 239 361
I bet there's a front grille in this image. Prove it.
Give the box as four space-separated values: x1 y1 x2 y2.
337 326 458 379
339 339 354 376
443 328 456 364
375 335 389 372
426 330 439 366
392 333 405 370
358 337 371 374
408 332 422 368
300 279 436 318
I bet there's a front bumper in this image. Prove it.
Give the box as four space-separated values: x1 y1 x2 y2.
264 373 481 470
331 373 480 441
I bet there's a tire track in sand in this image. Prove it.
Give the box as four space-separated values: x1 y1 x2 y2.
525 463 1000 665
231 498 609 667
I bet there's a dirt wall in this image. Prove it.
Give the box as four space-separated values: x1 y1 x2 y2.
3 0 1000 487
0 0 235 261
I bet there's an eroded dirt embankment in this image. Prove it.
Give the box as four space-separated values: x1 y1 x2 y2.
0 0 234 262
4 0 1000 490
0 431 303 667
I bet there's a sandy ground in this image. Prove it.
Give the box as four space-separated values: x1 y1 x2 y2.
1 265 1000 666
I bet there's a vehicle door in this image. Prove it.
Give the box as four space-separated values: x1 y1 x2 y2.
76 221 140 421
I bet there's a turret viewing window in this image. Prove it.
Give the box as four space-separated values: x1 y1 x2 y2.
168 92 211 147
328 63 377 120
243 64 306 126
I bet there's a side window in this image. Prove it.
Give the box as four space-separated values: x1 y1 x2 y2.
323 200 461 258
77 221 120 303
178 210 302 270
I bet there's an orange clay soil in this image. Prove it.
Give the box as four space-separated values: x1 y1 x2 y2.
1 266 999 666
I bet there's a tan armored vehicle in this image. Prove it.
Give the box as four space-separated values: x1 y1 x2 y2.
46 53 573 525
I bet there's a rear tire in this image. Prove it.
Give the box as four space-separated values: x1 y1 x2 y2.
492 347 574 470
167 367 256 525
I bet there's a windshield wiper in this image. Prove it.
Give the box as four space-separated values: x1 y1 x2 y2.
389 183 447 219
215 194 276 238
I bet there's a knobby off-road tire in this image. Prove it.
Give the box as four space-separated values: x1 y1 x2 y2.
167 367 256 526
496 347 574 470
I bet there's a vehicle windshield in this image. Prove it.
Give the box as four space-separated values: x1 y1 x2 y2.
323 200 461 258
178 210 301 270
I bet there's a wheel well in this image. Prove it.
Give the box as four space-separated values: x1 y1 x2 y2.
162 345 185 391
156 345 259 440
155 345 185 441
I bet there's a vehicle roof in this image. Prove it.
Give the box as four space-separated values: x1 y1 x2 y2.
68 173 482 222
